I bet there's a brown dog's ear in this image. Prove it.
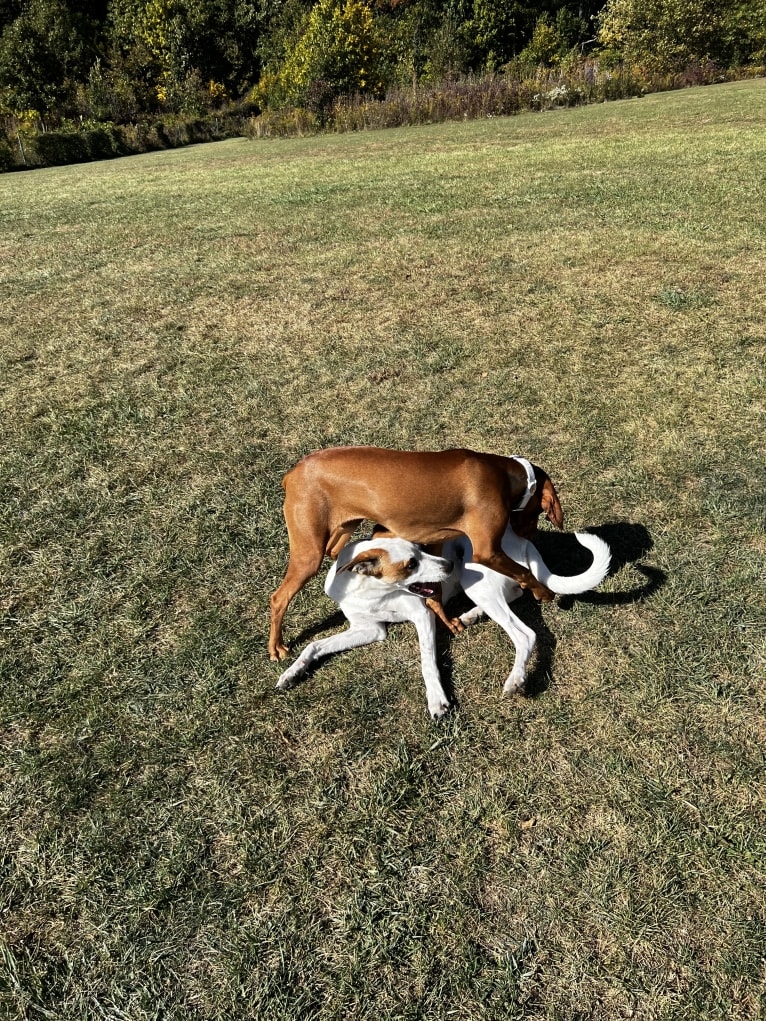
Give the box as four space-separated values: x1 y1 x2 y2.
541 479 564 530
337 548 384 576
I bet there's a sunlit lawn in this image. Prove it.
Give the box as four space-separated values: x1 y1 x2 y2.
1 79 765 1019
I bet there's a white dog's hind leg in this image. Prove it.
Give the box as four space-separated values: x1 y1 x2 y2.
483 601 535 693
484 598 535 693
460 572 536 694
276 621 387 690
458 605 486 627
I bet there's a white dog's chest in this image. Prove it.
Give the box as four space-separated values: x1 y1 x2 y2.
326 568 426 624
343 589 424 625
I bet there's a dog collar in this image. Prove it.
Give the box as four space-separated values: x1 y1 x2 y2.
511 456 537 510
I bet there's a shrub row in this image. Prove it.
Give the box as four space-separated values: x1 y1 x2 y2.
246 62 647 138
0 113 246 172
246 60 763 139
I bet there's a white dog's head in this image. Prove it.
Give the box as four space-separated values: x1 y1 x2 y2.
336 538 453 598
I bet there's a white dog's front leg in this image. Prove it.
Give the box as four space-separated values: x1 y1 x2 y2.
276 621 387 690
412 607 450 719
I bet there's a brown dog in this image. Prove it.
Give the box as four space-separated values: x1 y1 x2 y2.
268 446 564 660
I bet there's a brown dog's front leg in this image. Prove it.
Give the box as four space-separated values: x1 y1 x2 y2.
425 590 465 634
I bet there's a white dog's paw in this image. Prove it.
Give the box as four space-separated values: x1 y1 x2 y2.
503 673 526 696
429 697 451 720
459 607 485 628
276 667 302 691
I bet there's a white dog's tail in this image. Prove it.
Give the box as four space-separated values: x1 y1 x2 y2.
527 532 611 595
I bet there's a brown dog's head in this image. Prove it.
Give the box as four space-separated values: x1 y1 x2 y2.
511 465 564 539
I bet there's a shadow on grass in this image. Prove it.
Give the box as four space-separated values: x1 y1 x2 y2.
291 609 347 649
536 521 667 611
275 609 349 689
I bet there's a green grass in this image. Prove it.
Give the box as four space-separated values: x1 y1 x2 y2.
1 80 765 1020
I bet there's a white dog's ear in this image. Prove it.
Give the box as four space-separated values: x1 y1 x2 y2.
351 558 380 576
338 548 384 576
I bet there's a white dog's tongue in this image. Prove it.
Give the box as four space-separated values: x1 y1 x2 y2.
409 582 436 597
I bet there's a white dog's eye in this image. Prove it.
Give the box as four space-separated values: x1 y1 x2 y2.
407 557 419 571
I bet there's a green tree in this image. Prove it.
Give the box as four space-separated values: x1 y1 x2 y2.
519 12 563 64
597 0 727 71
469 0 529 68
108 0 261 111
460 0 600 71
721 0 766 64
0 0 24 31
0 0 88 112
268 0 383 106
516 7 591 66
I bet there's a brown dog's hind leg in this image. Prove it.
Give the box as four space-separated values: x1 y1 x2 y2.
269 493 331 660
472 548 554 602
269 549 326 660
467 510 554 603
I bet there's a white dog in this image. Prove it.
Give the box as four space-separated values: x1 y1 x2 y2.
277 528 610 718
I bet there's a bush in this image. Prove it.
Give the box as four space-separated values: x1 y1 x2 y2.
30 123 125 166
84 124 124 159
329 62 646 133
0 110 248 170
32 129 90 165
244 107 320 138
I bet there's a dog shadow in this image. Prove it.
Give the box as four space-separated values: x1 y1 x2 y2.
291 609 347 650
436 588 555 703
535 521 667 611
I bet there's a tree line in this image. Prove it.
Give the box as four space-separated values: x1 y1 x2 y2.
0 0 764 125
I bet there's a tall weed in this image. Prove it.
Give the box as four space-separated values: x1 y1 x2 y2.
327 61 645 133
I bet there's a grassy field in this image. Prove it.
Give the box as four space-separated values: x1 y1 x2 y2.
1 79 765 1020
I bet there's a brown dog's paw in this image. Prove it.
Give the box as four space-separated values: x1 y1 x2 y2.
425 598 464 634
269 644 290 662
531 581 555 603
